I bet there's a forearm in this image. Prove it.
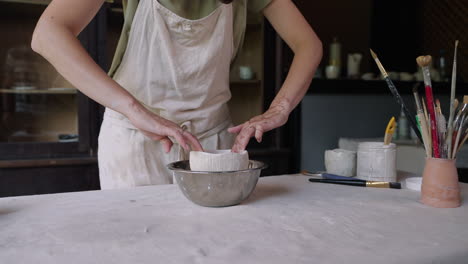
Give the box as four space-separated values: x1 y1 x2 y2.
263 0 323 114
271 39 322 113
31 18 139 117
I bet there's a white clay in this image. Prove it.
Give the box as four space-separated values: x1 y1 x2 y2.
189 150 249 172
324 148 357 176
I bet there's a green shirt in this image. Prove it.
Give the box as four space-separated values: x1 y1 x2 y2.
109 0 272 77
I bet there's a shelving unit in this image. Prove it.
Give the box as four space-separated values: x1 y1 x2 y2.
0 88 77 94
0 0 113 4
307 79 468 95
0 1 104 197
0 0 50 5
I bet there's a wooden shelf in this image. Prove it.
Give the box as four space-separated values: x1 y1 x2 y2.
0 157 97 169
307 79 468 95
0 0 49 5
230 79 262 86
0 0 112 4
0 88 77 95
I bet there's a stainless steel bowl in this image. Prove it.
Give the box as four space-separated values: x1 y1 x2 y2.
167 160 267 207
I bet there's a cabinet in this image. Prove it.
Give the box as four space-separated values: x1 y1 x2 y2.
0 1 105 197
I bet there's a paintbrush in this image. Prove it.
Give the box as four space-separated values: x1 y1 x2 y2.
452 114 466 158
422 97 432 152
414 86 432 157
456 128 468 155
417 55 440 158
436 99 447 158
452 96 468 137
370 49 423 143
308 178 401 189
447 40 460 159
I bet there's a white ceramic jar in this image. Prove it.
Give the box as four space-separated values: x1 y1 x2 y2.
357 142 397 182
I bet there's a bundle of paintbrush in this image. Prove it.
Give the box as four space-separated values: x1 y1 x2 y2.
371 40 465 159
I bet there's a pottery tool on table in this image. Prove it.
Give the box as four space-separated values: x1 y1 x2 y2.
384 117 396 145
302 171 401 189
446 40 460 159
417 55 440 158
370 49 423 144
302 170 354 180
308 178 401 189
413 85 432 157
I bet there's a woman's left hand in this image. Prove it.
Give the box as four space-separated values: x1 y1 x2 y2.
229 101 290 152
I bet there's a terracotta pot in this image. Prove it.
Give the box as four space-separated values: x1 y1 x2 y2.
421 158 461 208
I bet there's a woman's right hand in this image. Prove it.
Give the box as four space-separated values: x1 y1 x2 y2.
125 101 203 153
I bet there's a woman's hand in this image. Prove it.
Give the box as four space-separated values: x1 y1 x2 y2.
228 0 323 152
229 100 290 152
126 102 203 153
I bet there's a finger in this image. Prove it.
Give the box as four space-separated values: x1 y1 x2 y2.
183 131 204 151
160 137 173 153
141 130 165 141
255 125 264 143
231 126 255 152
228 124 244 134
170 129 189 150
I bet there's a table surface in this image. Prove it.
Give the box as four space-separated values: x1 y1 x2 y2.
1 175 468 264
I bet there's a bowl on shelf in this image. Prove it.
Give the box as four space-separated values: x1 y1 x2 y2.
167 160 267 207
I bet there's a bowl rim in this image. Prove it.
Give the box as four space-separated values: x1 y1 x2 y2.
167 160 268 174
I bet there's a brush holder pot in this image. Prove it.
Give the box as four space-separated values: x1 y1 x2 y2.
421 158 460 208
357 142 396 182
324 148 356 176
189 150 249 172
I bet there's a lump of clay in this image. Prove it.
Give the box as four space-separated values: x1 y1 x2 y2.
189 150 249 172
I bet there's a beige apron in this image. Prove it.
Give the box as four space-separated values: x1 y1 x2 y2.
98 0 235 189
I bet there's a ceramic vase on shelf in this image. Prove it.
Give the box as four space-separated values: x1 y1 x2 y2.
420 158 461 208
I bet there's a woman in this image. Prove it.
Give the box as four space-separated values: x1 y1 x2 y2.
32 0 322 189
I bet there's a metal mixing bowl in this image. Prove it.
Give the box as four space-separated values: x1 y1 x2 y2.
167 160 267 207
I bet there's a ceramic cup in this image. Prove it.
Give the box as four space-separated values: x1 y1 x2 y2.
357 142 397 182
347 53 362 79
239 66 254 80
421 158 461 208
361 72 375 80
324 148 357 176
189 150 249 172
325 65 340 79
399 72 414 81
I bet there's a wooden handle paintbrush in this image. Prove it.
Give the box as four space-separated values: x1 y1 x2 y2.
456 128 468 155
447 40 459 159
436 99 447 157
422 97 432 143
413 86 432 157
417 55 440 158
370 49 423 143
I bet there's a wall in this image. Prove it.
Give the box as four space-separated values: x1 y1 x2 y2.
301 93 451 172
293 0 373 75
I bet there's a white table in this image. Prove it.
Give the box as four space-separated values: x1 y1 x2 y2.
1 175 467 264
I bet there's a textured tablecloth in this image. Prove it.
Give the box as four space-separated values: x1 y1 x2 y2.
1 175 467 264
